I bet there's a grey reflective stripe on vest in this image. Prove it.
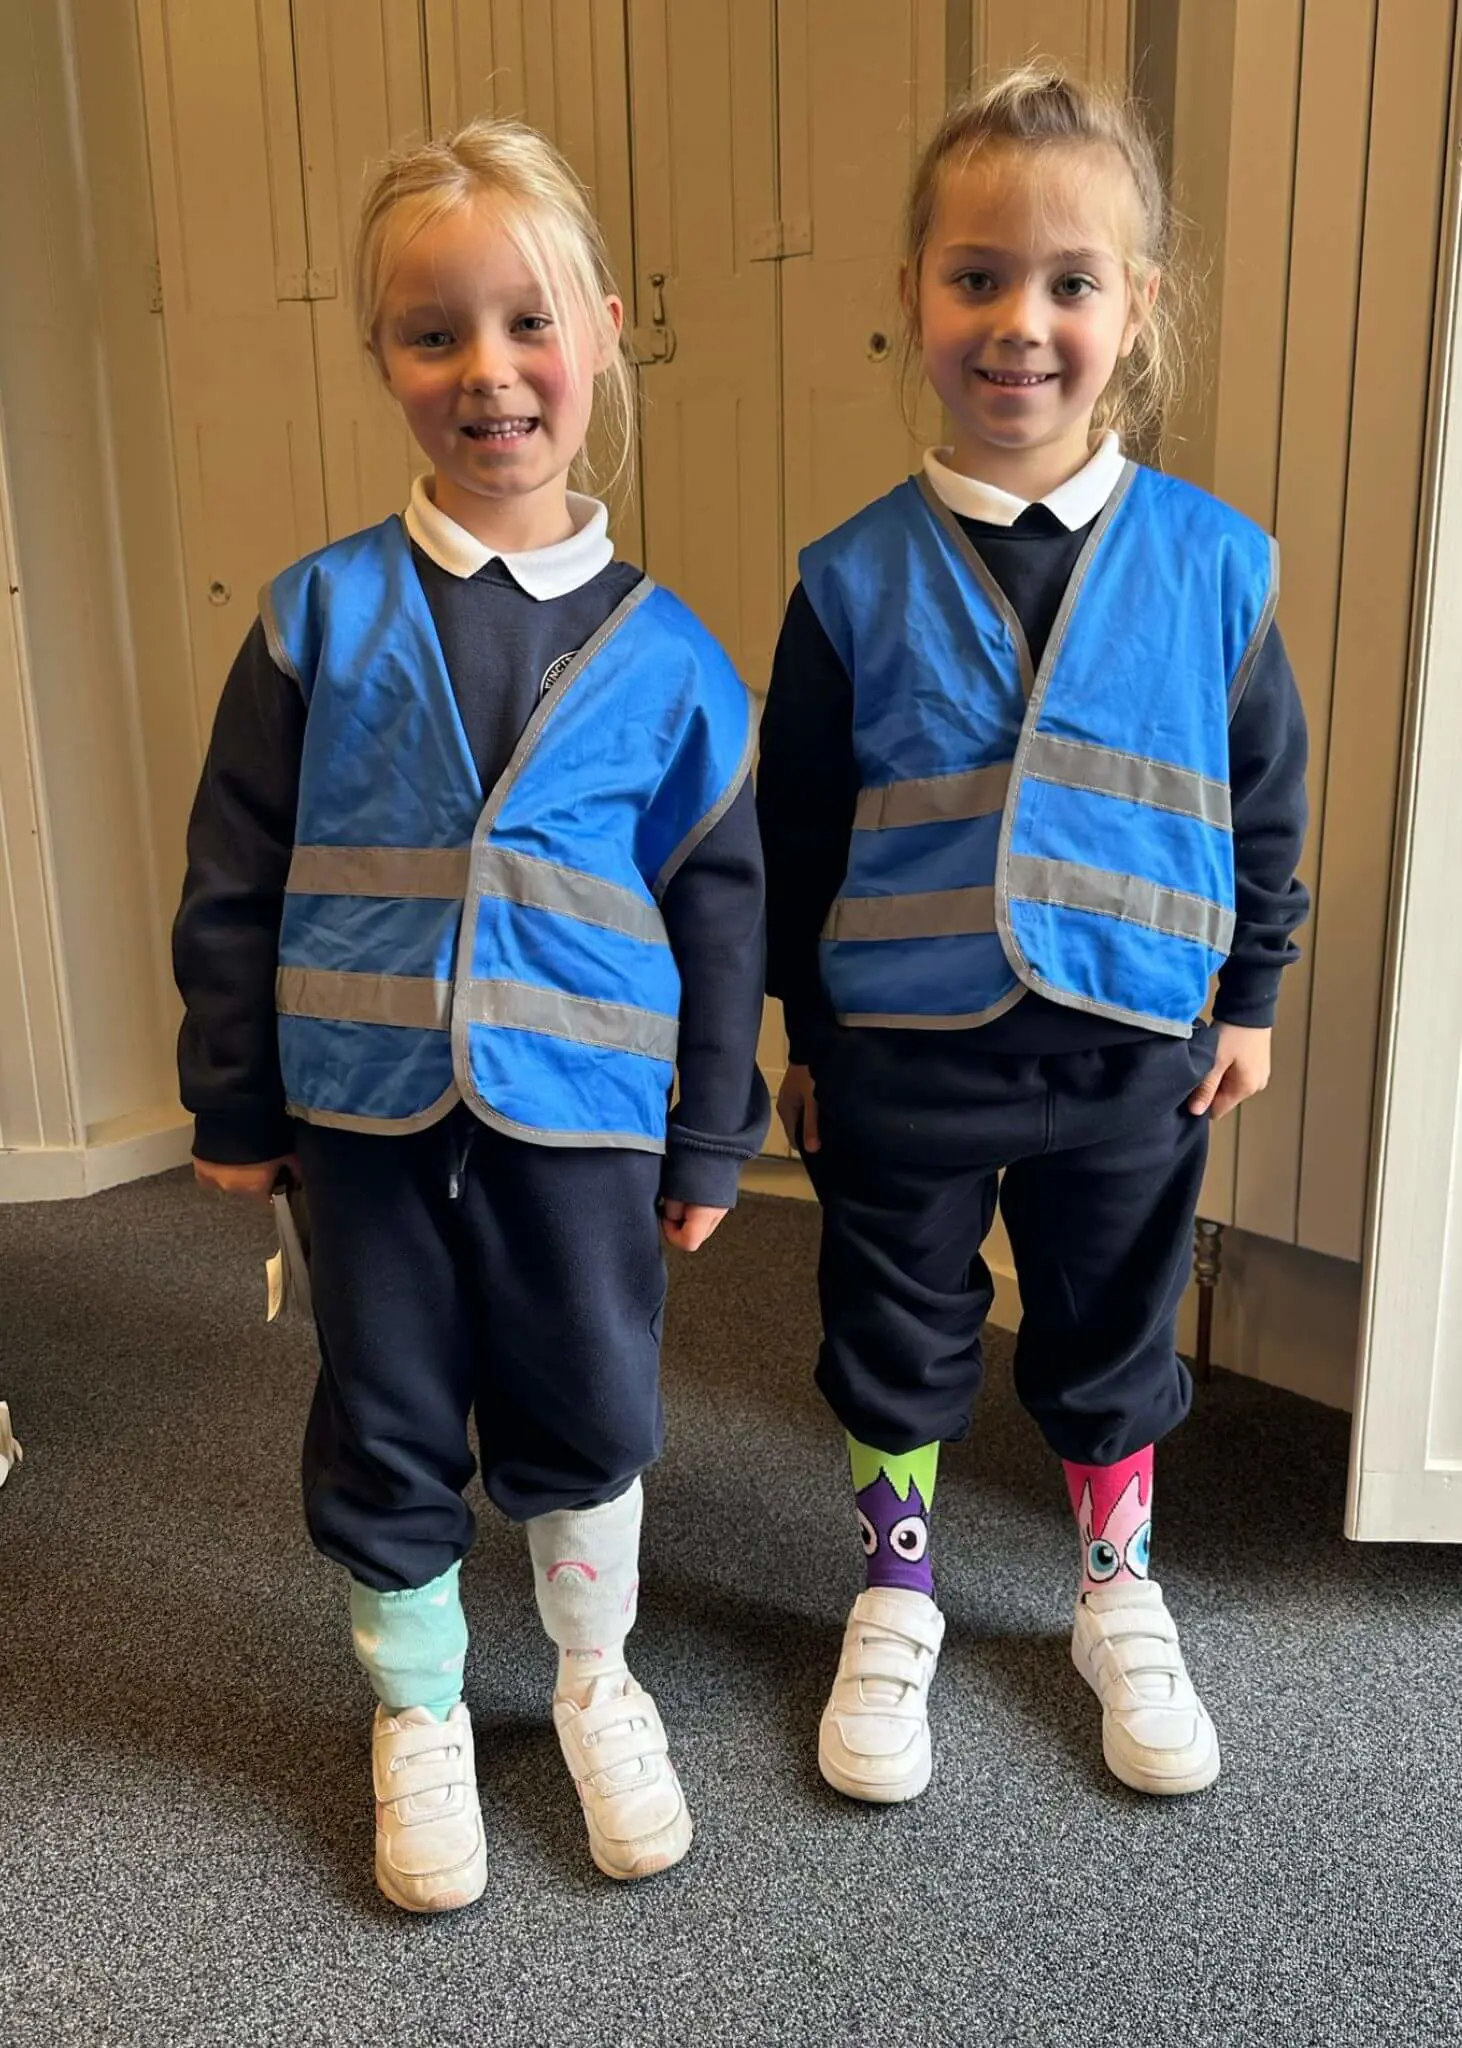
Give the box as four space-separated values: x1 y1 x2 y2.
1005 855 1235 952
258 580 301 688
276 966 451 1029
837 984 1028 1032
1227 532 1281 718
461 979 678 1062
824 885 997 942
1024 734 1232 830
287 845 471 898
475 845 669 944
854 762 1011 831
655 690 759 895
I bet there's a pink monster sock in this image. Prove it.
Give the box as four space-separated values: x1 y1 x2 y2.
1062 1445 1154 1596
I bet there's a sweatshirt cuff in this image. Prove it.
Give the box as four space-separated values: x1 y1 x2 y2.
659 1139 747 1212
1212 967 1284 1031
192 1108 296 1166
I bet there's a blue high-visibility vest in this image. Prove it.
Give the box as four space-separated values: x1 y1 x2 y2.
261 516 755 1147
799 464 1278 1035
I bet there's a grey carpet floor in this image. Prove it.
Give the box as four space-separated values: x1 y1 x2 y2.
1 1170 1460 2048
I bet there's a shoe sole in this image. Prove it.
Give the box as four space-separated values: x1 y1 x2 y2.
1099 1719 1221 1797
588 1802 693 1882
818 1729 932 1805
375 1837 488 1914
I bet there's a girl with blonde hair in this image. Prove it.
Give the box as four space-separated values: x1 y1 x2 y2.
175 117 768 1906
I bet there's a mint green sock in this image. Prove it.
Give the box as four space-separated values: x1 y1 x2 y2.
348 1561 467 1722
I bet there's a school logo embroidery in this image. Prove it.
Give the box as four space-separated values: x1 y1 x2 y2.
540 649 577 697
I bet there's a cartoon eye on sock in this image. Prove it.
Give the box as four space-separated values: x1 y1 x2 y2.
1077 1469 1153 1586
855 1472 930 1558
847 1437 939 1594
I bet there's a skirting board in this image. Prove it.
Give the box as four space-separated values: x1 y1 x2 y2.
741 1156 1360 1413
0 1106 193 1201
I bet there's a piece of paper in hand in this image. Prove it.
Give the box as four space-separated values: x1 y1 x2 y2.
0 1401 23 1487
265 1248 286 1322
265 1183 314 1324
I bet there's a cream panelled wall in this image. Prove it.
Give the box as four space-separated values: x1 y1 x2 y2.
1159 0 1455 1262
0 0 198 1195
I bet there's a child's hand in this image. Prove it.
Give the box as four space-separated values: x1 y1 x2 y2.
660 1202 728 1253
1187 1024 1272 1119
777 1064 820 1153
193 1155 300 1203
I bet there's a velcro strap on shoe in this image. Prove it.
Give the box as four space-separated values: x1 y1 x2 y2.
1099 1633 1186 1685
851 1596 944 1656
373 1724 468 1802
847 1639 928 1691
560 1695 671 1783
1096 1605 1180 1649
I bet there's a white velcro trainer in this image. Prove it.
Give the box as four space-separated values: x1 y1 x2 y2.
1071 1579 1221 1796
553 1674 692 1881
372 1703 487 1912
818 1587 945 1804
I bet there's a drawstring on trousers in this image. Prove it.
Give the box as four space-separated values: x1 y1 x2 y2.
446 1116 478 1202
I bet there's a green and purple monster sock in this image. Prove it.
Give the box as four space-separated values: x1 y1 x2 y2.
848 1435 939 1598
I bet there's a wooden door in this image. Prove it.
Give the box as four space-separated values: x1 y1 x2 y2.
758 0 949 1144
293 0 428 539
294 1 644 544
776 0 947 582
969 1 1130 82
137 0 328 723
623 0 782 684
623 2 787 1146
424 0 644 554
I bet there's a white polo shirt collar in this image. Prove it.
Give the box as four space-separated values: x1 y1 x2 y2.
404 474 614 598
922 430 1125 531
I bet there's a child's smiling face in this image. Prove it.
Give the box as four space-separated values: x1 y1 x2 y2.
374 194 621 549
912 143 1157 495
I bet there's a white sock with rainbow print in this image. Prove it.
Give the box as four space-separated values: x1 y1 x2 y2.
527 1479 643 1706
